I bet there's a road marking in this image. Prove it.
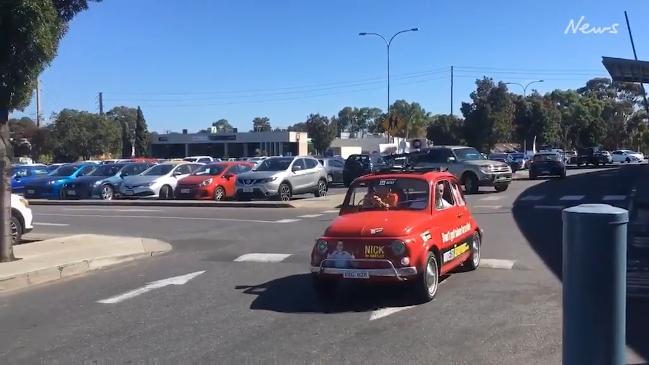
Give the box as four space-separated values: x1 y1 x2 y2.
602 195 626 201
33 222 70 227
559 195 584 201
37 213 290 224
519 195 544 201
322 210 339 214
369 305 416 321
481 259 515 270
63 208 162 212
274 218 300 223
298 214 323 218
534 205 565 210
97 271 205 304
479 196 503 201
234 253 292 263
473 205 503 209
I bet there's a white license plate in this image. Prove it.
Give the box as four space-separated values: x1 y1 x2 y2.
66 190 76 196
27 189 35 194
541 170 550 174
180 188 191 194
342 271 370 279
124 190 134 196
242 187 253 193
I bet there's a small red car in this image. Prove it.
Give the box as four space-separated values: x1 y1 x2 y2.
175 162 254 200
310 169 482 302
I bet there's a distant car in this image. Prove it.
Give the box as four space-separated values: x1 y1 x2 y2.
342 154 386 187
611 150 645 163
236 156 328 201
488 153 520 173
529 152 566 179
120 162 201 199
183 156 216 164
11 164 49 194
509 152 529 170
63 162 153 200
576 147 609 167
11 193 33 245
175 162 254 200
597 150 613 164
247 157 268 166
318 157 344 185
23 163 97 199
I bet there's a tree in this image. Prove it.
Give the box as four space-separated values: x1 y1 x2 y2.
30 126 53 162
426 114 465 145
389 100 429 138
252 117 271 132
134 106 149 157
305 114 337 154
212 118 233 132
0 0 94 260
107 106 137 158
462 78 515 151
50 109 120 161
287 122 307 132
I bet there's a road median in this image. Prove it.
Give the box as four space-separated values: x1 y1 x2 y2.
0 234 171 292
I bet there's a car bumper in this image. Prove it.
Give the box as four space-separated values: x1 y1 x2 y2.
119 186 157 198
22 207 33 232
310 258 418 280
531 167 565 176
478 173 512 186
236 182 280 198
175 186 212 200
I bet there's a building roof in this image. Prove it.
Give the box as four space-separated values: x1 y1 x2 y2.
602 56 649 83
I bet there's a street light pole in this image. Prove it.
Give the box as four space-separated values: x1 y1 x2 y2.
505 80 544 97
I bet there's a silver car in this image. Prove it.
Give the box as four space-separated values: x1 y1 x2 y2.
318 157 344 185
236 156 328 201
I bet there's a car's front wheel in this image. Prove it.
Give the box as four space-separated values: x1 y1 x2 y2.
462 173 479 194
10 214 23 245
314 179 328 197
278 183 292 201
464 231 481 271
414 252 439 303
213 186 225 201
494 183 508 192
159 185 173 200
100 184 114 200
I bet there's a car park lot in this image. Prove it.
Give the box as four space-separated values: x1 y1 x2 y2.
3 165 648 364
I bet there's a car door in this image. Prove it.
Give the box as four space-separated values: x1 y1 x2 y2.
289 158 308 192
330 159 344 182
433 179 470 274
171 164 192 187
303 158 320 190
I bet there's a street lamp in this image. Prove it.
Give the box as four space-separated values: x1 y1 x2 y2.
359 28 419 114
505 80 544 97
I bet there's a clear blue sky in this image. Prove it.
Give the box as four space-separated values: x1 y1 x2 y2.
14 0 649 133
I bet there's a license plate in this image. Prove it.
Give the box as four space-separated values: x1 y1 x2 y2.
124 190 134 196
66 190 76 196
541 170 550 174
243 187 253 193
343 271 370 279
364 245 384 258
180 188 191 194
27 189 35 194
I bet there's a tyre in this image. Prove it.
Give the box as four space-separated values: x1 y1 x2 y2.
159 185 173 200
462 173 479 194
278 183 292 201
312 274 337 299
213 186 225 201
626 157 631 163
463 231 481 271
100 184 114 200
494 183 508 192
559 170 567 179
314 179 328 197
414 252 439 303
529 172 537 180
10 214 22 245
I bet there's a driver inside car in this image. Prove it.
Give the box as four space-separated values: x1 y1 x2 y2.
361 185 399 209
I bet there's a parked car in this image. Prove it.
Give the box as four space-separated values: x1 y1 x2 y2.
597 150 612 164
23 163 97 199
183 156 217 163
11 193 33 244
408 146 512 194
318 157 344 185
529 152 566 179
175 161 254 200
611 150 645 163
236 156 328 201
119 162 201 199
11 164 49 194
488 153 521 173
310 169 482 302
509 152 529 170
342 154 386 187
576 147 609 167
62 162 153 200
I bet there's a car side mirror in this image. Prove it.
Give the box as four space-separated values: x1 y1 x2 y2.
120 172 128 178
292 165 302 172
223 173 234 180
447 157 456 163
173 171 182 177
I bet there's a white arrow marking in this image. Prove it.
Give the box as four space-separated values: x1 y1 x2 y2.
97 271 205 304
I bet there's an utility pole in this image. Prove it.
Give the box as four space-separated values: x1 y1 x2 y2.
98 92 104 115
450 66 454 116
624 11 649 116
35 79 41 127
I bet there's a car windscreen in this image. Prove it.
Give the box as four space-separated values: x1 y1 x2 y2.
454 147 484 161
255 158 292 171
192 164 226 176
90 164 124 176
343 177 429 211
533 154 560 162
183 158 197 162
142 164 174 176
511 153 525 159
50 165 79 177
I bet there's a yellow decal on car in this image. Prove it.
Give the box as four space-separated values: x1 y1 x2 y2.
441 223 471 243
365 245 385 258
442 242 470 263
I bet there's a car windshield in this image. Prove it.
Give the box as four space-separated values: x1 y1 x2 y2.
454 147 485 161
511 153 525 159
142 164 174 176
533 154 560 162
49 165 79 177
192 164 226 176
254 158 292 171
183 157 197 162
343 178 429 212
90 164 123 176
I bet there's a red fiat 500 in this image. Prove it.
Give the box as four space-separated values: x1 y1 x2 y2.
175 162 254 200
310 169 482 302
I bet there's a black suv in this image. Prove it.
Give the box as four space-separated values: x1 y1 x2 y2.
576 147 609 167
342 154 386 187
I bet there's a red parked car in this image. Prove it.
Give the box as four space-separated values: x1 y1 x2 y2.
310 168 482 302
175 162 254 200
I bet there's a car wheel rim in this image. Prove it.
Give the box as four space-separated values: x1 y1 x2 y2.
215 188 224 201
280 186 290 201
10 221 17 243
318 181 327 196
472 234 481 267
162 187 169 199
426 257 438 296
102 186 112 200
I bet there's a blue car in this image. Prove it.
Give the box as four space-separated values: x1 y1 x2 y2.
11 165 50 194
23 163 97 199
63 162 153 200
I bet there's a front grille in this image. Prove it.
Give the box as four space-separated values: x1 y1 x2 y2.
490 165 511 173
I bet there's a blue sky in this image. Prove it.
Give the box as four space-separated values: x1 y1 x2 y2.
14 0 649 133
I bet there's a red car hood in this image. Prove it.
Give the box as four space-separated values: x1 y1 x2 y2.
324 211 431 238
178 175 216 185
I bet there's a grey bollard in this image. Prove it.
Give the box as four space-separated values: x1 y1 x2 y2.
563 204 628 365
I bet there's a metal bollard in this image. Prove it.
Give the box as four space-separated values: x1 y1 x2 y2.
563 204 628 365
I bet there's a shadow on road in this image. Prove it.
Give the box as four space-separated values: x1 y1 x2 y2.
512 164 649 360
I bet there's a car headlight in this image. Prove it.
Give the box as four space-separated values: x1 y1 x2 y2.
18 197 29 207
200 178 213 186
315 239 329 254
259 177 278 184
46 180 57 185
479 166 494 174
390 240 406 256
94 180 103 186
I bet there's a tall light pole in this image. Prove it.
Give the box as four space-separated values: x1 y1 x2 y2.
505 80 544 97
359 28 418 114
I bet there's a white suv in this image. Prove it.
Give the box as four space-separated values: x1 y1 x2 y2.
12 193 33 244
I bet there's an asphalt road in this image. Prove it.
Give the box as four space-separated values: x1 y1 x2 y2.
1 165 647 364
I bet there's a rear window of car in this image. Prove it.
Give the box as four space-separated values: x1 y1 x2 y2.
343 177 429 211
533 154 560 162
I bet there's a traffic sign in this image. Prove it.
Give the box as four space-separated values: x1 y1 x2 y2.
381 114 405 136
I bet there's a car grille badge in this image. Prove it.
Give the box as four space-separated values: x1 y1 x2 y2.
369 227 383 235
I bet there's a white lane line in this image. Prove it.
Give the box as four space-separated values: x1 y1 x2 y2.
534 205 566 210
369 305 417 321
479 196 503 201
602 195 626 201
234 253 292 263
472 205 503 209
298 214 323 218
559 195 584 201
37 213 291 224
97 271 205 304
33 222 70 227
481 259 516 270
322 210 339 214
63 208 162 212
519 195 544 201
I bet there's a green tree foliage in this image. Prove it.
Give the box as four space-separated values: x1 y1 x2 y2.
212 118 233 132
305 114 337 154
50 109 120 161
30 126 53 162
333 106 383 137
462 78 515 151
134 106 149 157
389 100 429 138
426 114 464 145
287 122 307 132
252 117 271 132
512 94 561 149
107 106 137 158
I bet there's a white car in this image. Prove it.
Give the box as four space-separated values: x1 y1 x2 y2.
611 150 645 163
183 156 218 163
12 193 33 244
119 162 201 199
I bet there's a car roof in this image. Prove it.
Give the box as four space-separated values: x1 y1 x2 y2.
355 170 455 183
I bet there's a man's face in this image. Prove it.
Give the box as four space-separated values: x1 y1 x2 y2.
437 184 445 197
336 242 344 252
